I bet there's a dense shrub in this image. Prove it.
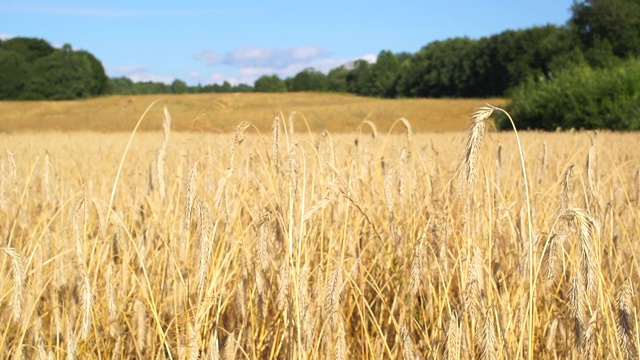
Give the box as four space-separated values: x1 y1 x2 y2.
500 58 640 130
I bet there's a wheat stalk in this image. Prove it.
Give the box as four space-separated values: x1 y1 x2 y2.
134 299 147 354
207 331 220 360
272 114 280 171
480 308 497 360
325 265 344 330
188 322 199 360
409 231 426 297
360 119 378 139
401 322 418 360
569 275 586 349
227 121 251 171
66 315 77 360
458 107 492 195
399 117 413 146
223 332 238 360
559 165 575 211
79 269 93 340
616 278 638 359
4 246 25 321
197 200 213 296
445 311 461 360
563 207 599 296
42 150 51 205
184 163 198 231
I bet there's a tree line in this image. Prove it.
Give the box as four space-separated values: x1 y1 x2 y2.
258 0 640 99
1 0 639 129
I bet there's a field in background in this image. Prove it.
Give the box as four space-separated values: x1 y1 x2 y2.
0 93 506 133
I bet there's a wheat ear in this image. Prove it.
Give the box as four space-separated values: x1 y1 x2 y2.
445 311 461 360
401 322 418 360
458 107 492 195
79 269 93 340
4 246 25 321
272 114 280 171
222 332 237 360
616 278 638 360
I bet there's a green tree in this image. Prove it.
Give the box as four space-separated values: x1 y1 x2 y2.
76 50 110 95
500 58 640 130
221 81 232 92
0 37 55 62
133 81 171 94
234 83 254 92
396 37 476 97
396 26 576 98
571 0 640 58
109 77 136 95
345 59 372 95
327 66 348 92
289 68 328 92
171 79 188 94
504 26 576 87
369 50 400 97
254 75 287 92
0 50 32 99
28 44 94 99
395 52 412 64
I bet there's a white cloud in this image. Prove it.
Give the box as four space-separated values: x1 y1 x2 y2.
289 45 326 60
360 54 378 64
187 71 202 79
236 53 378 80
105 64 174 84
128 73 175 84
194 51 220 65
222 45 328 69
208 72 254 86
0 33 15 40
107 64 147 76
224 46 278 67
193 44 376 86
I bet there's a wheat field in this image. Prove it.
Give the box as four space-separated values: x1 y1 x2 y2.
0 102 639 359
0 93 505 133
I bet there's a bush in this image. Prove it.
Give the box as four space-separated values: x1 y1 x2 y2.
499 58 640 130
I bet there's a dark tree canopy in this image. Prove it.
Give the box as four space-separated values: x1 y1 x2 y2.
1 37 55 62
254 75 287 92
288 68 328 92
0 38 109 100
571 0 640 58
0 50 32 99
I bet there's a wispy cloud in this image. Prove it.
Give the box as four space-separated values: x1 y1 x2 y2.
237 53 378 78
107 65 148 76
106 64 174 84
187 71 202 79
195 47 377 86
0 33 15 40
0 5 245 18
208 73 254 86
359 54 378 64
128 73 175 84
194 51 220 66
222 45 328 69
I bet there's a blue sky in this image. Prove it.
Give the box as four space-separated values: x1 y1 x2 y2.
1 1 575 86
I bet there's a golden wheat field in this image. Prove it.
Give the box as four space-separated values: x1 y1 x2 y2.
0 97 639 359
0 93 505 133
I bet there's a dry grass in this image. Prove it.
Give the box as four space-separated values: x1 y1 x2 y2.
0 98 639 359
0 93 505 133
